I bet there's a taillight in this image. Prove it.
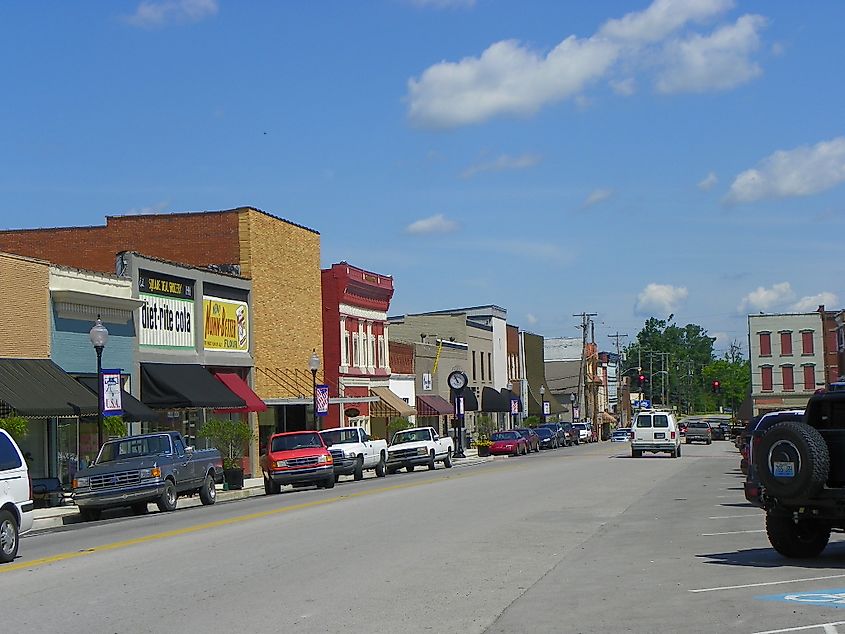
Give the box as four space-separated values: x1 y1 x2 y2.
671 431 676 440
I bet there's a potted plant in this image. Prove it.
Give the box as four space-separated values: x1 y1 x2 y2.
199 418 255 490
474 414 495 457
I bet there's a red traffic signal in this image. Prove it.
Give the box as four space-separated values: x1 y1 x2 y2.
711 380 721 393
638 374 646 388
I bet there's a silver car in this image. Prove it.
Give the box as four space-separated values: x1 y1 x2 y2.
611 428 631 442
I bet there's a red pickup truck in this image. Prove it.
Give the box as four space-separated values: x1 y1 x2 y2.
260 431 335 494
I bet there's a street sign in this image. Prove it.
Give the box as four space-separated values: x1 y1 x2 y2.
315 384 329 416
422 373 432 391
634 399 651 409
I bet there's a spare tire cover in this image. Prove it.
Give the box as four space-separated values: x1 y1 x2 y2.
756 421 829 499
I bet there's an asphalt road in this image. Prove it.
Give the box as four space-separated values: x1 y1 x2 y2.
4 440 845 633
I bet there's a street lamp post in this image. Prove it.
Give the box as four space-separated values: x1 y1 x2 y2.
570 393 576 424
308 349 320 429
88 316 109 447
507 381 513 429
540 385 546 424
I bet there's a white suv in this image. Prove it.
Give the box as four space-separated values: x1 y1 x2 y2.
631 410 681 459
0 429 33 563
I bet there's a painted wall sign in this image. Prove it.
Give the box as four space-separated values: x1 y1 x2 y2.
138 270 195 349
203 295 249 352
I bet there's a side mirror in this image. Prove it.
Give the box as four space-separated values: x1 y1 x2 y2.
186 446 194 455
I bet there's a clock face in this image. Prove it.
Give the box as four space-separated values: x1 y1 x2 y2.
448 371 467 390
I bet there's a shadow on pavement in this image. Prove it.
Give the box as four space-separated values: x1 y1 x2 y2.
698 543 845 568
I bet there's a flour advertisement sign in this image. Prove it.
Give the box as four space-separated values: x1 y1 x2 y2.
138 269 195 349
203 296 249 352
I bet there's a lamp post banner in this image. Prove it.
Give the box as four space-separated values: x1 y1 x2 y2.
102 369 123 417
315 384 329 416
510 399 519 415
543 401 550 416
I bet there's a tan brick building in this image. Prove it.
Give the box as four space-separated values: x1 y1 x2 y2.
0 252 51 358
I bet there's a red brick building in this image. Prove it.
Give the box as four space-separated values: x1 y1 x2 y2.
320 262 412 436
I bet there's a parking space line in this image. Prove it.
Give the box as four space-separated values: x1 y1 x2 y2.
690 574 845 593
701 529 765 536
708 514 761 519
752 620 845 634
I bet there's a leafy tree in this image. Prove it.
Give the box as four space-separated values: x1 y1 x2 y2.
103 416 128 438
0 416 28 442
702 341 751 417
387 417 411 441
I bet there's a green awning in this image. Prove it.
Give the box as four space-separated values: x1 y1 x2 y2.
0 358 99 418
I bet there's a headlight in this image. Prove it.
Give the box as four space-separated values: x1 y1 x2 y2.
139 467 161 480
318 454 328 464
274 460 287 468
74 477 89 488
344 450 356 459
417 448 427 456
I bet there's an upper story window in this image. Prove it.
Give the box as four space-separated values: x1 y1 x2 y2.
761 366 773 392
801 330 814 355
472 351 477 381
759 332 771 357
480 352 485 382
488 353 492 383
780 331 793 356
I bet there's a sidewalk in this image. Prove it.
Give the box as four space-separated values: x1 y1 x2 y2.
31 449 492 532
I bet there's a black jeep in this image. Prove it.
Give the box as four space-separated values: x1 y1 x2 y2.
745 393 845 558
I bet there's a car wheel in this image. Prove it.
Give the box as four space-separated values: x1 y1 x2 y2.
757 421 830 499
0 509 19 563
80 508 102 522
131 502 149 515
156 480 178 512
428 451 436 470
387 466 398 475
676 445 682 458
407 464 415 472
766 514 830 559
632 449 642 458
376 453 387 477
353 455 365 481
444 448 453 468
199 472 217 505
324 475 335 489
685 439 691 444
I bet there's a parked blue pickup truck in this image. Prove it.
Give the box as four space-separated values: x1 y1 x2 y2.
72 431 223 521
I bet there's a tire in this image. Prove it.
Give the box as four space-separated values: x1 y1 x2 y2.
670 448 678 458
335 474 341 483
407 464 415 472
444 448 453 468
131 502 149 515
264 475 273 495
324 475 335 489
80 508 102 522
353 456 364 481
156 480 178 512
632 449 642 458
685 439 691 444
677 445 682 458
766 514 830 559
0 509 19 563
199 472 217 505
706 439 712 445
757 421 830 499
387 466 398 475
376 453 386 477
428 451 436 470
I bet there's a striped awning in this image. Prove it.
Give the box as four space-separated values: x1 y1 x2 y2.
370 387 416 417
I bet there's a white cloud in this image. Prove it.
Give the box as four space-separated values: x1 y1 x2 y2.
635 283 688 316
583 188 613 208
405 213 458 235
655 14 767 94
598 0 733 45
738 281 794 313
610 78 637 96
698 171 718 190
461 153 541 179
526 313 538 326
124 0 218 28
124 201 170 216
725 136 845 204
791 292 839 312
409 0 476 7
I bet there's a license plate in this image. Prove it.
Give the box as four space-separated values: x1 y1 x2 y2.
655 433 665 439
773 462 795 478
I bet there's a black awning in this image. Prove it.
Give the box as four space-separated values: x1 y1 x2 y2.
500 388 523 413
140 363 246 409
450 387 479 412
76 376 159 422
0 358 99 418
481 386 507 412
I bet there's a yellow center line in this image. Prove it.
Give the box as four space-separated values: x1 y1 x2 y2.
3 466 495 574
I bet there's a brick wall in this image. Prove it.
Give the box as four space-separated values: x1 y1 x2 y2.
0 252 50 357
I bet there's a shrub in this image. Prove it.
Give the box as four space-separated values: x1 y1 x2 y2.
474 414 496 441
199 418 255 470
0 416 28 442
103 416 128 438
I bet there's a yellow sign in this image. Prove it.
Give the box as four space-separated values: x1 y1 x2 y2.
203 296 249 352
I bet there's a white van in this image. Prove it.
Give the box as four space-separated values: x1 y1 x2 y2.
0 428 34 563
631 410 681 459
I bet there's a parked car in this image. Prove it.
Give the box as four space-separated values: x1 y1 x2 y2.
561 422 579 446
705 418 727 441
386 427 454 473
610 428 631 443
489 431 528 456
261 431 335 493
631 410 681 458
73 431 223 521
535 427 558 449
320 426 388 481
515 428 541 453
539 423 568 447
684 421 712 445
571 423 591 444
0 428 34 563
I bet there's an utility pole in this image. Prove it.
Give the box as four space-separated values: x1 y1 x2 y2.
608 332 628 424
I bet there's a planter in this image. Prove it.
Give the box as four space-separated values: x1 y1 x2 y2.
223 467 244 490
476 445 491 457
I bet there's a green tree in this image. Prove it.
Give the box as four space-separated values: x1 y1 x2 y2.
702 341 751 417
474 414 496 440
103 416 128 438
199 418 255 470
0 416 28 442
387 417 412 441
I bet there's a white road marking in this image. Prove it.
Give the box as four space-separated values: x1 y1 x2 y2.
701 529 765 536
690 573 845 593
752 620 845 634
708 514 761 519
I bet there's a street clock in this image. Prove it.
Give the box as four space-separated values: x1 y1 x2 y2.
448 371 468 391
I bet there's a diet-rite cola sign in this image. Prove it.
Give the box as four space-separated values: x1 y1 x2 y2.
203 296 249 352
138 269 195 349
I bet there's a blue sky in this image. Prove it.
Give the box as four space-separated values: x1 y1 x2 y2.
1 0 843 355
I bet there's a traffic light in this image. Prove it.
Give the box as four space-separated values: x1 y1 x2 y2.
638 374 646 389
711 380 721 394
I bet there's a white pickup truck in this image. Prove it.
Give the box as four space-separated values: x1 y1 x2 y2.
320 426 388 481
386 426 454 474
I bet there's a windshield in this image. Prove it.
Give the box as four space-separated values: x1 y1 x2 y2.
392 429 431 445
573 423 587 430
271 433 324 452
536 428 552 438
97 435 170 463
492 431 519 441
515 429 531 437
320 429 359 446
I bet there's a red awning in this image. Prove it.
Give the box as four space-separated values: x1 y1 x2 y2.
416 395 454 416
212 373 268 413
